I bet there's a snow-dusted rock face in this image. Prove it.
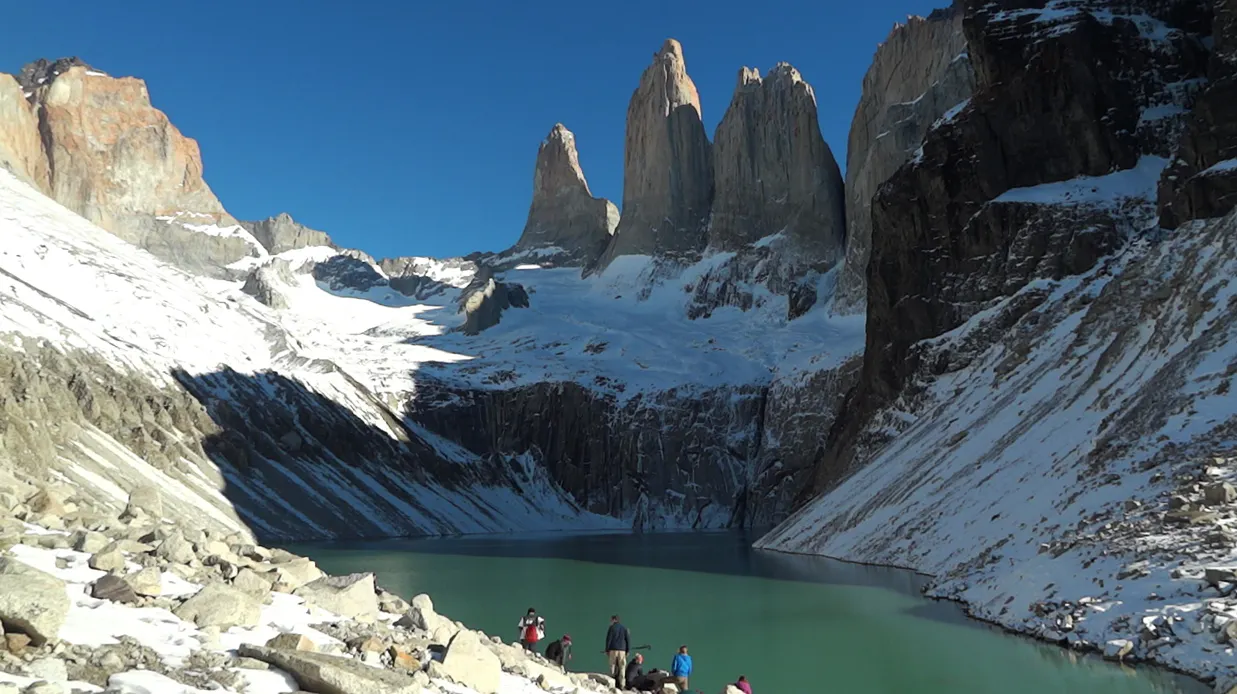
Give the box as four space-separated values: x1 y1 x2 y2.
760 205 1237 686
709 64 845 265
8 60 259 276
813 0 1214 495
0 167 620 542
833 4 973 314
1158 0 1237 227
596 39 713 269
512 123 618 267
240 212 336 255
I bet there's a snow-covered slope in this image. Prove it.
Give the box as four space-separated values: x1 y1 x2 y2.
758 191 1237 685
0 168 623 540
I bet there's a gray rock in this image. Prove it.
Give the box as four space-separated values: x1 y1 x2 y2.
237 645 420 694
173 583 261 629
87 549 125 573
232 656 270 670
294 572 379 621
511 123 617 267
26 657 68 683
21 683 62 694
154 532 195 565
121 486 162 520
710 63 844 265
90 575 137 604
597 39 712 268
69 529 108 554
240 213 335 255
0 557 68 644
441 629 502 694
232 567 273 597
268 557 323 590
1205 482 1237 505
266 632 317 652
834 5 973 312
123 566 162 597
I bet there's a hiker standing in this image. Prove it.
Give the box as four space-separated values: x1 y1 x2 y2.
670 644 693 691
516 607 545 651
604 614 631 688
544 634 572 669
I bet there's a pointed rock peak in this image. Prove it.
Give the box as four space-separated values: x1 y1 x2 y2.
534 123 590 195
736 67 762 89
659 39 685 62
514 122 616 265
768 62 803 83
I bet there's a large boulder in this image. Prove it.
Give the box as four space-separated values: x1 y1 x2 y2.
173 583 261 629
267 557 324 590
237 645 419 694
293 572 379 621
597 39 713 268
441 629 502 694
397 593 460 643
121 486 163 520
91 574 138 604
0 557 69 644
511 123 618 266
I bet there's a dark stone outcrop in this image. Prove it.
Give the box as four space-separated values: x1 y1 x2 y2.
807 0 1212 496
1159 0 1237 227
596 40 713 269
16 57 91 93
456 267 528 335
512 124 618 266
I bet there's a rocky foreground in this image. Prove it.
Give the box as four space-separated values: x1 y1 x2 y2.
0 481 654 694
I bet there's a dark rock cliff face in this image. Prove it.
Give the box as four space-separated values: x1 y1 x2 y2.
806 0 1214 496
1159 0 1237 227
409 357 860 529
834 5 974 313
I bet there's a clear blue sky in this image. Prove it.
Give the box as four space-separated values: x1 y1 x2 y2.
3 0 942 260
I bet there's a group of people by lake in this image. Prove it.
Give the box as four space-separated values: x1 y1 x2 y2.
515 608 753 693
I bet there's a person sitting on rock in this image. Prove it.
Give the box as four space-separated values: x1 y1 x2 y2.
670 644 693 691
517 607 545 651
544 633 572 668
625 652 648 690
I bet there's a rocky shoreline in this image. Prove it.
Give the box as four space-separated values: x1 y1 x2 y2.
0 482 645 694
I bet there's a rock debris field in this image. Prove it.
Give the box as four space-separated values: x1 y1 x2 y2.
0 482 657 694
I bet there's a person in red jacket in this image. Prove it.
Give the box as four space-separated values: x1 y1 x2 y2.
516 607 545 651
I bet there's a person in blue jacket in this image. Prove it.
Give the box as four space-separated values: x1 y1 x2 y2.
670 644 693 691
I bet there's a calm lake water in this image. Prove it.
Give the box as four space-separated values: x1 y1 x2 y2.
289 530 1206 694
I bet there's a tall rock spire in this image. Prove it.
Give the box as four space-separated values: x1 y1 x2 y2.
709 63 845 263
513 123 618 266
596 39 713 269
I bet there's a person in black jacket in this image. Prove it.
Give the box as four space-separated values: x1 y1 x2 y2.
625 653 648 690
544 634 572 669
604 614 631 689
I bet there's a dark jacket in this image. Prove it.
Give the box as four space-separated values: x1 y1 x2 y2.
545 639 570 664
625 658 645 685
605 622 630 652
